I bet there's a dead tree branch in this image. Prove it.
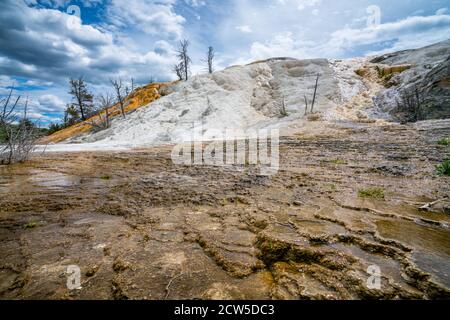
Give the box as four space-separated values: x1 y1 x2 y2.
111 78 126 118
176 40 191 81
206 46 214 74
311 73 319 113
90 93 114 132
1 90 39 165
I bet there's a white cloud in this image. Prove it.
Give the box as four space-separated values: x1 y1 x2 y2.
37 94 65 112
184 0 206 7
0 0 178 84
236 25 253 33
297 0 321 11
106 0 186 38
0 75 17 87
436 8 448 15
0 0 182 122
326 14 450 56
236 12 450 63
248 32 315 61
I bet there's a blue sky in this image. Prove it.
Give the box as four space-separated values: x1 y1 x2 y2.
0 0 449 125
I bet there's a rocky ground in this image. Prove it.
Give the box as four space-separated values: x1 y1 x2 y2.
1 120 449 300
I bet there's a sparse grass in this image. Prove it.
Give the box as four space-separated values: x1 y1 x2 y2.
436 160 450 176
437 138 450 147
358 187 385 200
328 184 337 191
330 159 347 165
24 221 38 229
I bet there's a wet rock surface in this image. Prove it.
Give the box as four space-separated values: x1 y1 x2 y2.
0 121 449 299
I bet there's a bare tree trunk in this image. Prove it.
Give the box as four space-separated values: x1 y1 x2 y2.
111 79 126 118
397 84 423 122
105 106 109 127
1 89 38 165
173 63 184 81
311 73 319 113
89 93 113 132
177 40 191 81
304 95 308 116
207 46 215 74
77 87 86 120
280 95 288 117
69 77 93 121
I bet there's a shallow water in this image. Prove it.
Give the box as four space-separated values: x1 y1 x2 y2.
376 219 450 286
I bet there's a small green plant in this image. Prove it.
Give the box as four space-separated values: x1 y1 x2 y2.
330 159 347 165
436 160 450 176
358 187 385 200
437 138 450 147
100 175 111 180
24 221 38 229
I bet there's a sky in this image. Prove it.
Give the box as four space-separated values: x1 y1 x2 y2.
0 0 449 125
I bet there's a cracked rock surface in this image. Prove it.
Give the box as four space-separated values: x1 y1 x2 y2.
0 120 449 299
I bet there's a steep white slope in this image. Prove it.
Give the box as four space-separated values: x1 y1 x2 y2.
67 57 368 148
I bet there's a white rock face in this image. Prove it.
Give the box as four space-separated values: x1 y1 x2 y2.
66 57 368 149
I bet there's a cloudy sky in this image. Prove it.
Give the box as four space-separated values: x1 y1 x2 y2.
0 0 449 124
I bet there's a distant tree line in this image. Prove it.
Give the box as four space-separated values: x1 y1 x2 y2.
48 76 136 135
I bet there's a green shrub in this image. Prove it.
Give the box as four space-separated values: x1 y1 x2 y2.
437 138 450 147
24 221 38 229
436 160 450 176
358 187 385 199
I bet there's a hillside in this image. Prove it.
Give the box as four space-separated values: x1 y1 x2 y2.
43 40 450 151
372 39 450 121
41 82 174 144
47 57 371 149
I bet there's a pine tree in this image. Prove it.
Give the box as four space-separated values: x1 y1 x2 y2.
69 77 94 121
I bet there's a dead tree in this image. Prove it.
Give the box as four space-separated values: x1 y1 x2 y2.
90 93 114 131
280 95 288 117
206 46 215 74
311 73 319 113
69 77 93 121
173 62 185 81
396 85 423 122
304 95 308 115
111 78 126 118
0 89 38 165
176 40 191 81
